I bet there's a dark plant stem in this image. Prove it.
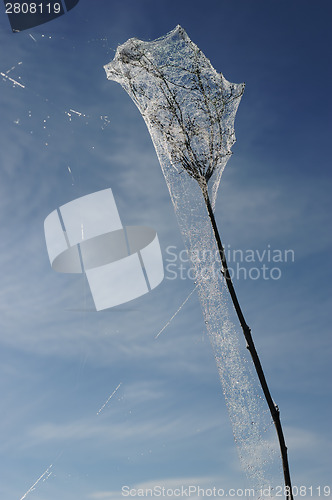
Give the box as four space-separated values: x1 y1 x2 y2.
203 189 293 500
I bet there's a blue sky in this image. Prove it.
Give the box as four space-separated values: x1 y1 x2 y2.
0 1 331 499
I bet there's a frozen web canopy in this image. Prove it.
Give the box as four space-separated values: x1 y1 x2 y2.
104 25 244 207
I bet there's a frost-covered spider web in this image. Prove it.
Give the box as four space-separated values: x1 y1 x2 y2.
162 163 281 493
105 25 283 495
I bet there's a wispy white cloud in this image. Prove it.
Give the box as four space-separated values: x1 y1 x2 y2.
284 426 325 452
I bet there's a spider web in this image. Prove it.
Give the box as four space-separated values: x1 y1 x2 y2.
105 25 282 495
